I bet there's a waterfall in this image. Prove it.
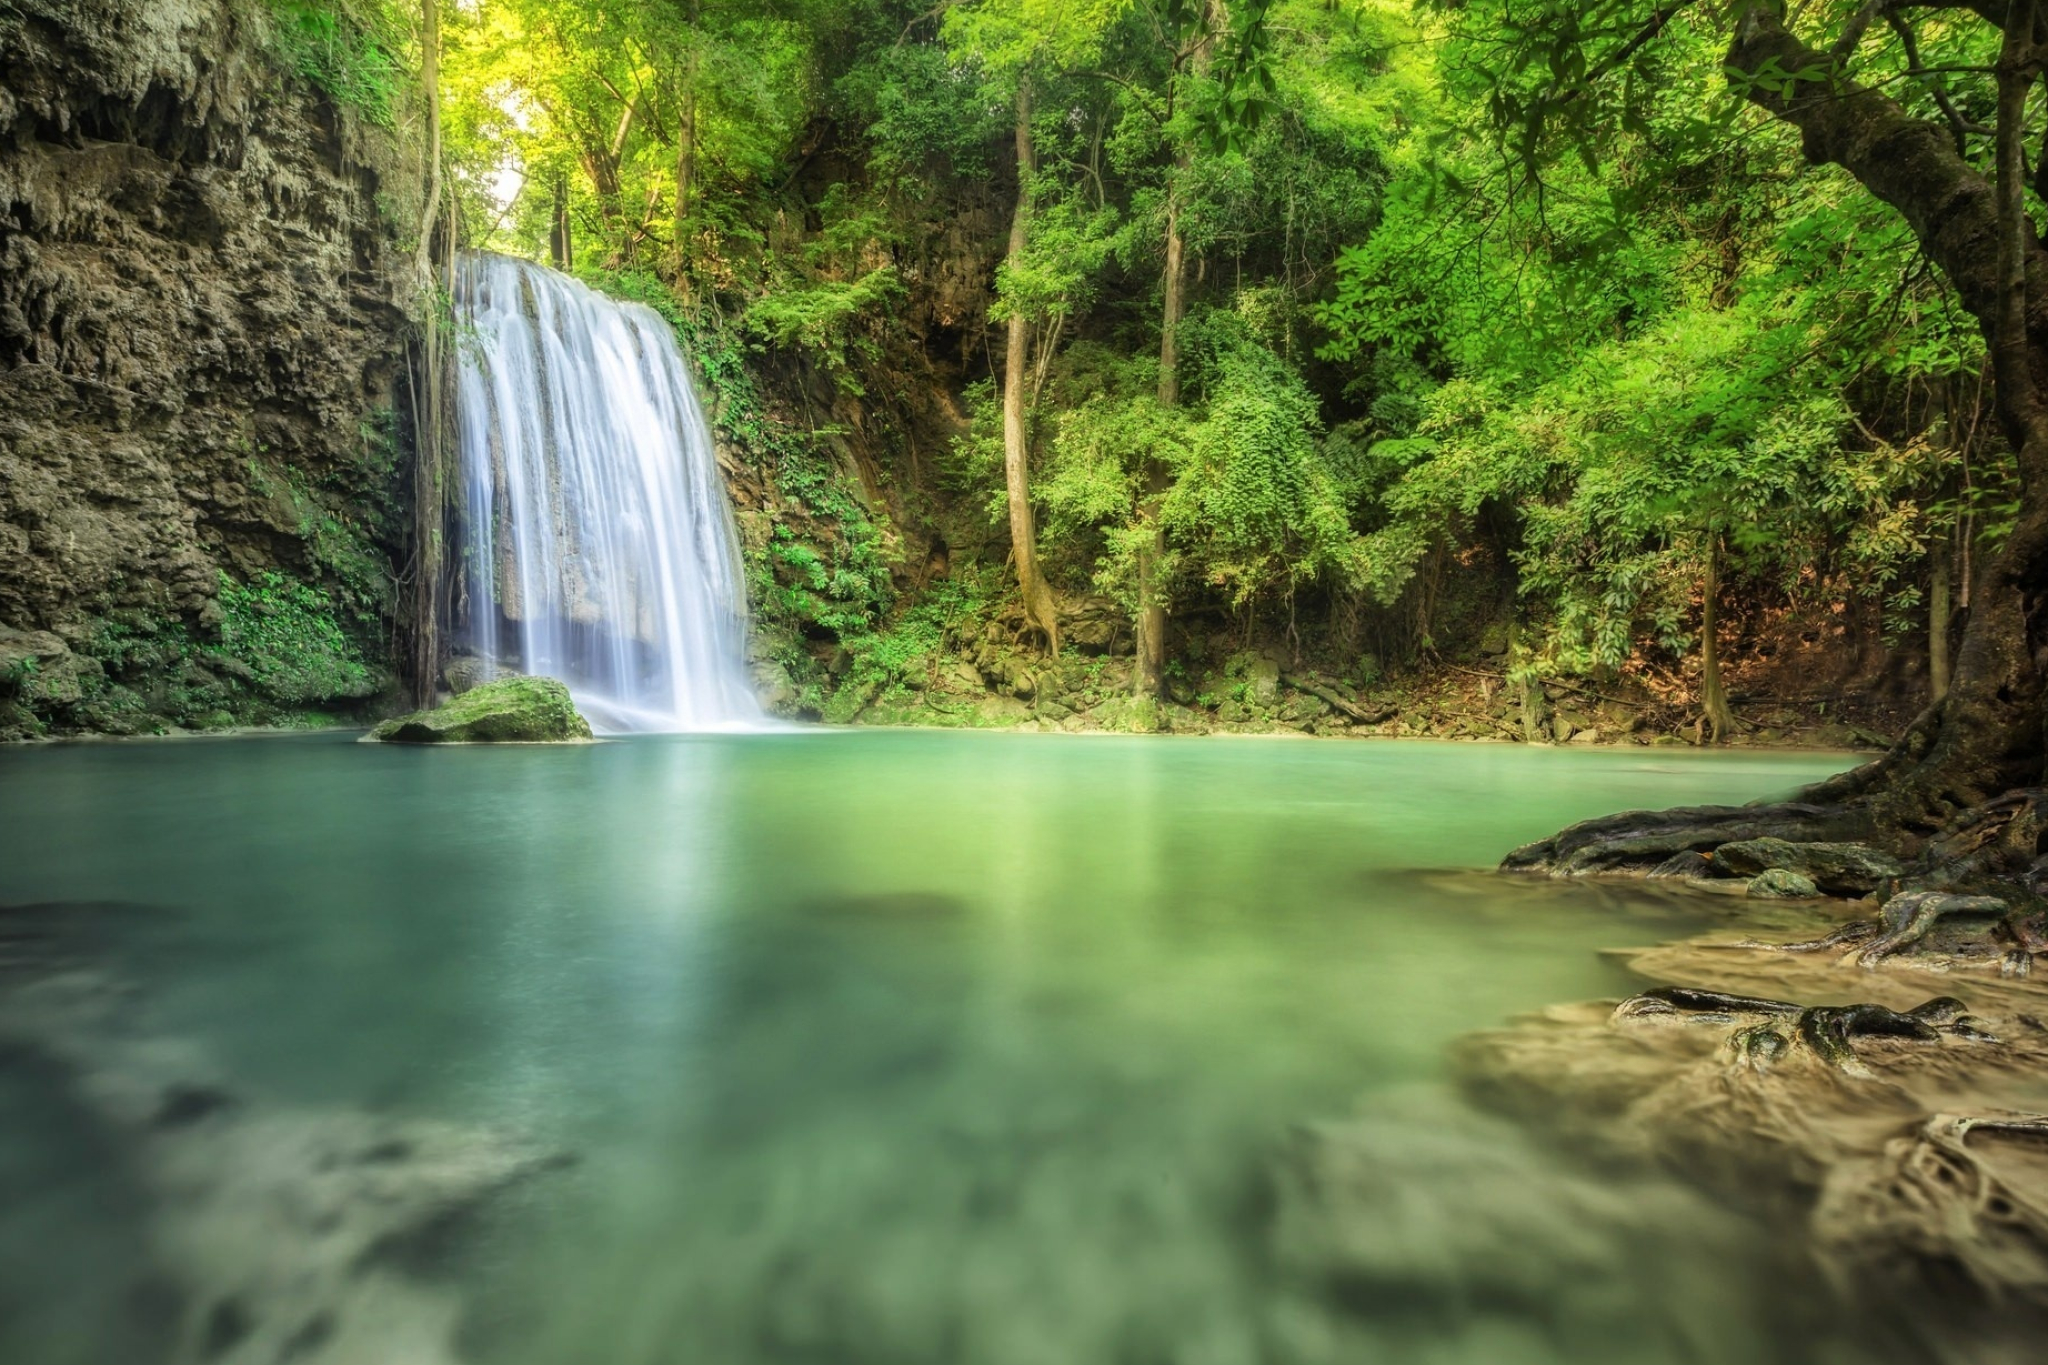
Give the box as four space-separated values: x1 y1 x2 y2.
450 253 761 732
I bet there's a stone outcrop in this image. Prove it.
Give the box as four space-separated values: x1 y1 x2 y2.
0 0 411 739
367 675 593 744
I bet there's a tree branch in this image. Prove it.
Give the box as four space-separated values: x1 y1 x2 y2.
1884 11 1990 154
1728 6 2009 329
1832 0 1890 61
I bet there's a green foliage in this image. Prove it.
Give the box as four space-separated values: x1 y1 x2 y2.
825 566 1000 720
835 40 1003 184
1030 318 1354 620
218 572 379 705
262 0 407 126
741 268 905 394
418 0 2020 711
1304 2 2014 679
1167 320 1355 607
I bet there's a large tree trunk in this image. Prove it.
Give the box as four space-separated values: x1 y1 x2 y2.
582 99 637 264
1131 1 1223 705
1930 381 1956 703
1517 4 2048 872
1001 80 1061 654
1719 3 2048 837
413 0 441 289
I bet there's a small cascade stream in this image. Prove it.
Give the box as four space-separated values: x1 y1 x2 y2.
451 253 760 732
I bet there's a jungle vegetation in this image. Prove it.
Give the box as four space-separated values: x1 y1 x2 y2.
276 0 2048 825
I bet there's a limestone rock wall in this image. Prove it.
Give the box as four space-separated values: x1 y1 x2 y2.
0 0 411 738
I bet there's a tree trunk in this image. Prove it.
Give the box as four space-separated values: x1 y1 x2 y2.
549 173 573 270
1001 80 1060 654
1507 619 1547 744
1930 534 1954 704
1928 377 1956 703
413 0 441 290
1132 184 1183 702
410 0 448 707
583 99 637 263
1132 1 1221 705
1700 534 1734 745
674 1 700 283
1714 4 2048 836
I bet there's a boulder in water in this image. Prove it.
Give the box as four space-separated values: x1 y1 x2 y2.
366 676 593 744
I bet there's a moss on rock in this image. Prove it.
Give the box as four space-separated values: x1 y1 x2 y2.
366 677 593 744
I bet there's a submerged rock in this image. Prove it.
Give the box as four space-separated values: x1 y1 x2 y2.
367 677 593 744
1713 838 1904 895
0 958 566 1365
1270 1092 1798 1363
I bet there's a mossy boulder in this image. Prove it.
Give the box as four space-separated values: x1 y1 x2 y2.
1713 838 1904 895
366 676 593 744
1747 868 1820 899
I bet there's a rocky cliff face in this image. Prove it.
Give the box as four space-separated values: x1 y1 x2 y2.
0 0 410 739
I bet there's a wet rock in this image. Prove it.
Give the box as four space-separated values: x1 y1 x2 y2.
974 694 1032 725
1647 851 1713 880
1553 708 1597 743
1270 1093 1788 1363
1713 838 1903 895
366 677 592 744
749 657 797 713
0 625 68 680
1748 869 1820 899
1280 693 1329 725
935 660 983 694
1244 653 1282 704
440 656 491 696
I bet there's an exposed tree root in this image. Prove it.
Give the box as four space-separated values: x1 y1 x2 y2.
1614 987 1994 1079
1501 800 1872 877
1455 913 2048 1335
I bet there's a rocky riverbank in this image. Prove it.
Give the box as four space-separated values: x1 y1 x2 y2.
810 633 1900 751
1463 810 2048 1360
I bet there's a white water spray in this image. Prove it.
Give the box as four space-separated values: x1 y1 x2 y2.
452 253 761 732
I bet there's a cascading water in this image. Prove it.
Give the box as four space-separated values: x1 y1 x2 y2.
451 252 761 732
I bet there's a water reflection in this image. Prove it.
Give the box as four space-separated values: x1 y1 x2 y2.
0 733 1868 1364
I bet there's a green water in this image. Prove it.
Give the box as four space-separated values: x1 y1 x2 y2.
0 732 1871 1364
